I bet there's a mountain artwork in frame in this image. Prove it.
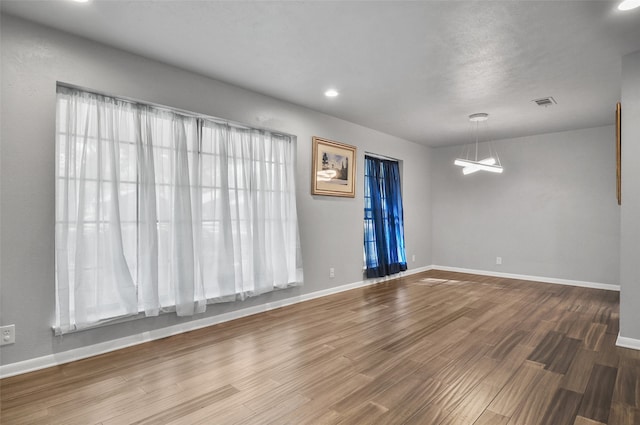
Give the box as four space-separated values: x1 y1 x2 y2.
311 137 356 197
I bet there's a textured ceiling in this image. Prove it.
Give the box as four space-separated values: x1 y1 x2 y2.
2 1 640 147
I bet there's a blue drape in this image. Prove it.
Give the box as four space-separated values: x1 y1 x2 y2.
364 156 407 278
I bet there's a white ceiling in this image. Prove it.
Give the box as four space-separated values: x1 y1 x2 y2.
2 1 640 147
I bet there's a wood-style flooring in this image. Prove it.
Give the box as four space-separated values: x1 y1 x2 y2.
1 270 639 424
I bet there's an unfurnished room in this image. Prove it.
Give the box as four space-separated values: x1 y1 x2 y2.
1 1 640 424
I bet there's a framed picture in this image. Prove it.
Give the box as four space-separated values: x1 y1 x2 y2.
311 137 357 197
616 102 621 205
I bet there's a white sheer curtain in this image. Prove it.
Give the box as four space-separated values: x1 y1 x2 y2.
56 89 138 333
199 123 301 301
135 108 206 317
55 87 302 334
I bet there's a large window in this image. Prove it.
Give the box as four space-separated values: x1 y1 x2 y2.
55 86 302 334
363 155 407 278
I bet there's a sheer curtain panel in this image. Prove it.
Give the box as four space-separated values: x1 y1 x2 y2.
55 86 302 334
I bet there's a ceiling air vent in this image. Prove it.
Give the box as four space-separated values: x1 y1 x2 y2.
532 97 557 107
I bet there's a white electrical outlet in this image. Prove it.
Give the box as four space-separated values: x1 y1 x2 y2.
412 254 416 262
329 267 335 278
1 324 15 346
496 257 502 265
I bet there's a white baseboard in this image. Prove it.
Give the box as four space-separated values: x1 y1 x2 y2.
0 265 433 379
616 334 640 351
430 265 620 292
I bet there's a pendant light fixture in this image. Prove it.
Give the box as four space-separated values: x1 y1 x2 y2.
454 113 503 175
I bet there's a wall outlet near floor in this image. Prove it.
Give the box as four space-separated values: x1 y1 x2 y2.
496 256 502 265
1 324 15 346
329 267 335 278
412 254 416 262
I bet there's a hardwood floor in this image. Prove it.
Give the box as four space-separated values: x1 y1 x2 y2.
1 270 639 424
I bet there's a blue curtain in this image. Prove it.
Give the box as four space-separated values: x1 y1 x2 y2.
364 156 407 278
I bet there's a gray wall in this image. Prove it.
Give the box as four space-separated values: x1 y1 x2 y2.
0 15 432 366
620 50 640 340
432 126 620 285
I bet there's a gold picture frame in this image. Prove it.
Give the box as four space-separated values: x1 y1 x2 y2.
616 102 621 206
311 137 357 197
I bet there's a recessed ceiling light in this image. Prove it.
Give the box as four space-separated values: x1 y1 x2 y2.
618 0 640 10
71 0 90 3
324 89 339 98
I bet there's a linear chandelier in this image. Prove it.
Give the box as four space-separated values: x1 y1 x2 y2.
454 113 503 175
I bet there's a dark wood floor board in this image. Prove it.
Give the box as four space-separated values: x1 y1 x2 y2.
2 269 639 425
578 364 619 423
527 330 565 367
546 335 582 374
560 348 599 393
612 361 640 409
539 388 583 425
489 329 529 360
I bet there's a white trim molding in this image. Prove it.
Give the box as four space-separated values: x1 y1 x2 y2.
0 265 433 378
616 334 640 351
430 265 620 292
